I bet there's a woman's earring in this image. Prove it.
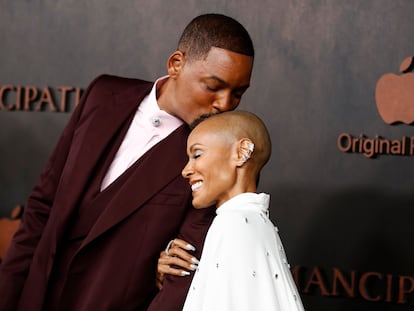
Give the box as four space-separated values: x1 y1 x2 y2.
247 143 254 152
241 143 254 163
241 153 250 163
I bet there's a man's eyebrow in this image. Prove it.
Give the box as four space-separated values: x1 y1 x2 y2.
207 75 226 84
207 75 250 90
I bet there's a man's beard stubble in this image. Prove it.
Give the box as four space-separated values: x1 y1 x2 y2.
189 112 219 129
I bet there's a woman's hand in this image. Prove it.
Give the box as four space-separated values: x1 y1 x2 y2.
156 238 200 290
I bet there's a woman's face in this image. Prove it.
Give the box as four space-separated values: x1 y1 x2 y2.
182 123 238 209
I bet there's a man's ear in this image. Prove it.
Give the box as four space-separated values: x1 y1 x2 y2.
167 51 185 78
236 138 255 167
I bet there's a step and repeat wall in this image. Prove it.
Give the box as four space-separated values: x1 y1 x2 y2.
1 1 413 310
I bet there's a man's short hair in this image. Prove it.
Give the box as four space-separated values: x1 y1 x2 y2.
178 13 254 61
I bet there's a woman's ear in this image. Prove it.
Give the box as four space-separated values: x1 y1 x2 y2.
167 51 185 79
236 138 255 167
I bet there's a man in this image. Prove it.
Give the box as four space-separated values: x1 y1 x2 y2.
0 13 254 311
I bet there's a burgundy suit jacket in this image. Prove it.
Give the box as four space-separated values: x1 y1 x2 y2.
0 75 214 311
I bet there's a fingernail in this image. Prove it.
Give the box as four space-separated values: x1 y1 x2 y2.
181 271 190 276
190 264 198 270
186 244 196 251
191 257 200 264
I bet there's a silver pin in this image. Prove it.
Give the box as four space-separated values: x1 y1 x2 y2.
152 117 161 127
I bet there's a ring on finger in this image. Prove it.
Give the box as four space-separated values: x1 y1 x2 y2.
165 239 174 256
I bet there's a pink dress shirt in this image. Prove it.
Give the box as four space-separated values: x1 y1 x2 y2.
100 76 183 190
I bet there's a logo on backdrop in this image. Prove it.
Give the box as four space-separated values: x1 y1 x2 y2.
338 56 414 158
375 56 414 125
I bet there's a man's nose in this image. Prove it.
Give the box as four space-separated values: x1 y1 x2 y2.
213 92 234 112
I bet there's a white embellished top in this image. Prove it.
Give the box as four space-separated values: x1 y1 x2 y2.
182 192 305 311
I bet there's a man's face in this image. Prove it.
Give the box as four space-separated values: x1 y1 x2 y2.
182 121 238 209
167 47 253 125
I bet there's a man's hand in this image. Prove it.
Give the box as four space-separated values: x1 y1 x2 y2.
156 239 200 290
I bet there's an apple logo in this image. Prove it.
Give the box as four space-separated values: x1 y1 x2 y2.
375 56 414 124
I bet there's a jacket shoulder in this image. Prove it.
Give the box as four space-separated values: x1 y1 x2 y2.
91 74 153 91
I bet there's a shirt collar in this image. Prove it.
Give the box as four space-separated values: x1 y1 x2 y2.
139 76 183 129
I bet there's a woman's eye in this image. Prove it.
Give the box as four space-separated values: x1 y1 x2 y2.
193 150 203 159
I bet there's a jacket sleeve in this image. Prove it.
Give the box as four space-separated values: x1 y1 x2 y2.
0 75 103 310
146 205 216 311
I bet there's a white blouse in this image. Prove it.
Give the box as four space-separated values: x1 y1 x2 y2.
182 192 305 311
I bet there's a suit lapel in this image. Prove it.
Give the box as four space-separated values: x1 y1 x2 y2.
79 124 190 249
53 80 153 243
75 82 154 182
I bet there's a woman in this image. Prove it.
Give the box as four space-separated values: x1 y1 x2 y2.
177 110 305 311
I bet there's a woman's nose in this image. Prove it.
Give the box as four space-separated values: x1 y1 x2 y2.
181 161 192 178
